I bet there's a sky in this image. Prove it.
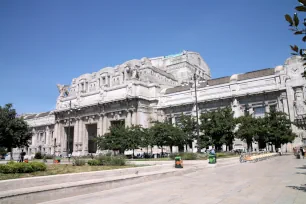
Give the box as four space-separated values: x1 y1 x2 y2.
0 0 301 114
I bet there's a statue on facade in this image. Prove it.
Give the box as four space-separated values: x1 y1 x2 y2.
140 57 152 67
294 88 306 116
57 84 69 98
126 83 133 97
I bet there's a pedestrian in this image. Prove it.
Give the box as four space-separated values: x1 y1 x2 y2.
68 153 72 162
19 149 25 162
300 147 305 159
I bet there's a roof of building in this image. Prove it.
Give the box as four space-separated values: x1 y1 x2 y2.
165 84 192 94
237 68 274 81
164 67 275 95
23 111 52 120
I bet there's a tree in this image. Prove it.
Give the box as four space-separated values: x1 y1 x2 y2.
150 121 185 153
264 110 296 150
199 107 236 151
127 125 142 158
236 113 258 151
140 127 155 155
0 147 7 158
0 104 33 159
285 0 306 77
96 124 129 154
177 114 196 152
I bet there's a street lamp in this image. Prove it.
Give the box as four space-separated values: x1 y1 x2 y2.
67 101 72 156
193 73 201 153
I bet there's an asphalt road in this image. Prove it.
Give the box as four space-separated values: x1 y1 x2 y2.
41 155 306 204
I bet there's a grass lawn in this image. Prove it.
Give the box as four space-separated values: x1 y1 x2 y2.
216 152 239 158
0 164 135 181
129 157 171 161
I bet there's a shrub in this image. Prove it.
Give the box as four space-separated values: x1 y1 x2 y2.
0 162 46 174
34 152 42 159
87 159 100 166
95 155 126 166
169 152 198 160
14 163 34 173
109 155 126 166
29 162 47 171
44 154 53 159
72 157 86 166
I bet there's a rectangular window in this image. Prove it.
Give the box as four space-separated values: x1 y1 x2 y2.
254 106 265 118
270 105 276 112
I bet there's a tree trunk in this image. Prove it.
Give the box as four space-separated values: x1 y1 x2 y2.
185 144 188 152
132 149 134 159
10 147 13 161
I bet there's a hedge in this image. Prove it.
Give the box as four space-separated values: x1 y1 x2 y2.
88 155 126 166
0 161 47 174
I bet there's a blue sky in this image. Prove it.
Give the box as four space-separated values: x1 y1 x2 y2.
0 0 301 114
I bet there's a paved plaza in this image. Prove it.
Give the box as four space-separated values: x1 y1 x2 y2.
41 155 306 204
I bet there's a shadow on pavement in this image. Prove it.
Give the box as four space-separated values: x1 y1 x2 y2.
287 184 306 192
295 165 306 170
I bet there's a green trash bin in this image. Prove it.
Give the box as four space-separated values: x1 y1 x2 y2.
175 156 183 168
208 153 216 164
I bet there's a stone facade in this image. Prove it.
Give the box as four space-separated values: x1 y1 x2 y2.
17 51 306 158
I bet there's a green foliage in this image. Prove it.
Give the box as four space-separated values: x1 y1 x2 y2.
236 112 259 151
150 121 186 153
0 104 33 156
140 128 155 153
285 0 306 77
96 125 129 154
44 154 53 159
87 159 100 166
0 147 7 157
34 152 42 159
199 107 236 150
29 162 47 171
95 155 126 166
0 161 46 174
264 109 296 148
126 125 143 153
72 157 86 166
177 114 196 150
169 152 198 160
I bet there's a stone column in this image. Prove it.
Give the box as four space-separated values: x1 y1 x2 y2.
97 115 103 136
78 119 83 154
281 92 289 115
83 122 88 155
73 119 79 155
172 117 176 126
265 102 270 113
102 115 107 135
62 122 67 156
45 127 49 146
132 110 137 125
125 110 132 127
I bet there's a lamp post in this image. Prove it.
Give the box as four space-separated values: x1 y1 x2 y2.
193 73 201 153
67 101 72 156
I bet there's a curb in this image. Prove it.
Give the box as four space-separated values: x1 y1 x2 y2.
0 165 207 204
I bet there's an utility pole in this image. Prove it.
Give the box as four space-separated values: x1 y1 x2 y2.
67 101 71 156
193 73 201 153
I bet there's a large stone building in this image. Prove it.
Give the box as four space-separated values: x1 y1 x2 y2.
18 51 306 158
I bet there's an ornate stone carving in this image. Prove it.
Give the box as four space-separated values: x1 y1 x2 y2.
294 87 306 116
99 90 105 102
126 83 133 97
57 84 69 98
141 57 152 67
